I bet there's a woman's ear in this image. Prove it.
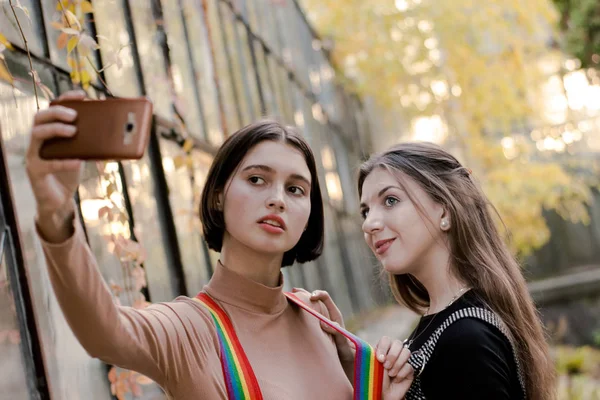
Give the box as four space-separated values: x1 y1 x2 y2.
439 208 451 231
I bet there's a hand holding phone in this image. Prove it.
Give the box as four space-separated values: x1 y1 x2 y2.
26 92 153 242
39 96 153 161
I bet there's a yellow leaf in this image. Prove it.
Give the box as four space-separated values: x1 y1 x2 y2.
0 61 13 84
106 183 116 197
64 10 81 30
67 55 83 70
80 1 94 13
173 155 185 169
0 34 13 50
182 139 194 152
70 70 80 84
81 70 91 88
67 36 79 53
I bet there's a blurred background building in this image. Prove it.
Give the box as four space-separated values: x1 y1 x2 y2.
0 0 599 399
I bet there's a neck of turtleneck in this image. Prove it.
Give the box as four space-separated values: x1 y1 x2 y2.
204 261 288 314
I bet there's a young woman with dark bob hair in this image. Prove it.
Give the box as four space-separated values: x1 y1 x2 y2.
26 90 413 400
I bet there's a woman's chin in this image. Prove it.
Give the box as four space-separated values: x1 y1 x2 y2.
247 241 293 257
380 260 407 275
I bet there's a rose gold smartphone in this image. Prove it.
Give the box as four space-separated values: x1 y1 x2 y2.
39 97 153 160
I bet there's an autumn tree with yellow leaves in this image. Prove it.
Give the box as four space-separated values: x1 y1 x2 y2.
302 0 599 257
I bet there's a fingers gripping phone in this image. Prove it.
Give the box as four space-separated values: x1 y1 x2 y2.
39 97 153 160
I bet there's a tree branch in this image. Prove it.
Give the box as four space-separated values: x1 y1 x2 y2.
8 0 39 109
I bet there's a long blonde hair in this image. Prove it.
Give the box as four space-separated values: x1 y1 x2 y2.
358 142 555 400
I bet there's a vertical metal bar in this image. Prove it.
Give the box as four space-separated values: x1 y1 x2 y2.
85 0 111 96
32 0 60 93
146 121 188 296
73 189 89 244
178 0 209 138
121 0 147 93
230 14 256 120
262 53 280 117
200 0 229 136
0 228 6 262
216 0 243 126
148 0 181 121
246 28 266 116
30 0 49 57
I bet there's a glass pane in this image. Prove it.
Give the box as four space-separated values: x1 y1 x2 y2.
188 149 215 294
340 216 376 310
41 0 102 78
181 0 223 145
221 4 252 125
254 41 276 116
160 139 212 294
161 0 203 136
206 0 241 134
322 205 353 316
276 3 295 68
78 162 138 307
122 157 177 303
1 79 112 398
0 0 44 56
265 1 283 58
0 237 29 399
92 0 140 97
331 132 357 210
235 21 261 120
128 0 172 118
250 0 266 43
41 0 69 70
278 66 296 124
267 56 285 120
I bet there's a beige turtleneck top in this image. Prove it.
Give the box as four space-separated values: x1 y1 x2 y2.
39 218 353 399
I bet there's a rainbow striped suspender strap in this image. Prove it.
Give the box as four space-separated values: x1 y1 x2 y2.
194 292 384 400
285 292 384 400
193 293 263 400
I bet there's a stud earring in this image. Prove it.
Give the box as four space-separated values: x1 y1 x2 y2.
440 219 449 230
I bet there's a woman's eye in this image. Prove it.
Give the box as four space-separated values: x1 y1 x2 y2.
360 209 369 219
249 176 265 185
288 186 305 195
384 197 399 207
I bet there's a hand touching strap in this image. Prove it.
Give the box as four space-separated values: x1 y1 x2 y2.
285 292 384 400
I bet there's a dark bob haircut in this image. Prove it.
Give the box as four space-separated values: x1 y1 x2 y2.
199 119 324 267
